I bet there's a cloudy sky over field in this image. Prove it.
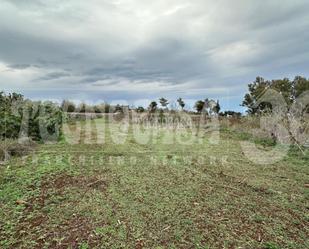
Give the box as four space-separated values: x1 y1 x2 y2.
1 0 309 110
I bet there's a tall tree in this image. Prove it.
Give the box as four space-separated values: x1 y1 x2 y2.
194 100 205 113
177 98 185 110
293 76 309 99
270 78 293 105
242 77 274 114
148 101 158 113
207 99 217 115
159 98 169 109
204 98 210 110
242 76 309 114
213 100 221 114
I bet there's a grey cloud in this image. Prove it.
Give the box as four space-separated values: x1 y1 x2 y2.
37 72 71 81
3 0 45 9
8 64 33 69
0 0 309 111
80 38 212 85
91 80 121 87
255 2 308 29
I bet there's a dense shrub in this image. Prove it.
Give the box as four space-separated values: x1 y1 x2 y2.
0 92 63 142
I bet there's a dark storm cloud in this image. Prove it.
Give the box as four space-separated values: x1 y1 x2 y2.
0 0 309 110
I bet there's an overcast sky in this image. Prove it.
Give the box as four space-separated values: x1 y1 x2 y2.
1 0 309 111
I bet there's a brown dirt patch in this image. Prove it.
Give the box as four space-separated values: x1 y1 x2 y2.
13 173 109 248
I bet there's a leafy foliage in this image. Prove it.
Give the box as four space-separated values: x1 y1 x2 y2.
159 97 169 109
242 76 309 114
61 100 76 113
148 101 158 113
0 92 63 142
212 100 221 114
194 99 220 114
136 106 145 113
194 100 205 113
177 98 185 110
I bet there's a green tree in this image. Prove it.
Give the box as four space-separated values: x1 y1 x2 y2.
79 103 86 113
159 98 169 109
213 100 221 114
242 77 274 114
94 105 103 113
148 101 158 113
177 98 185 110
270 78 293 105
114 104 123 113
242 76 309 114
61 100 76 113
0 92 63 141
293 76 309 99
194 100 205 113
136 106 145 113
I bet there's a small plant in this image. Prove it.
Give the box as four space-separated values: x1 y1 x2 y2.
252 214 265 223
263 242 280 249
79 242 90 249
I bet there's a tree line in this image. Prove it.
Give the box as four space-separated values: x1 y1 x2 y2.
61 97 223 116
60 75 308 116
1 75 307 141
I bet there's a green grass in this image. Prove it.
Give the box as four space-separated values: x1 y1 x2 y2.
0 119 308 248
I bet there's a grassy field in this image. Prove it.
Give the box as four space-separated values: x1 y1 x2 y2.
0 118 308 249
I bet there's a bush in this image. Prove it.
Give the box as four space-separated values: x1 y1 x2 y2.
0 92 63 142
